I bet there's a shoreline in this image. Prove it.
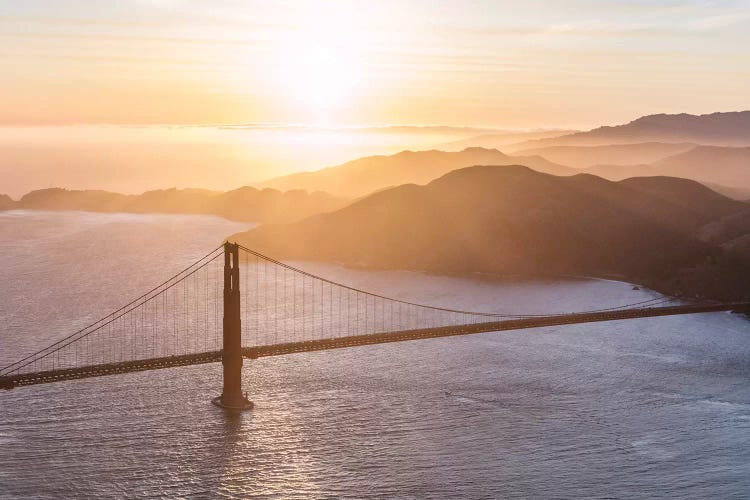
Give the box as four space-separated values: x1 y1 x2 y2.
4 208 739 304
0 207 254 224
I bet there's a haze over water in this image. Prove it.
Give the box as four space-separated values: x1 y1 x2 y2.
0 125 476 198
2 211 750 498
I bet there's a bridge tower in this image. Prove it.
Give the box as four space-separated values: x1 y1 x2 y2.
213 242 253 410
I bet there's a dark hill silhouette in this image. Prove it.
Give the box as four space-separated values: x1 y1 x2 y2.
509 111 750 150
515 142 696 168
232 166 750 297
6 186 347 223
256 147 575 198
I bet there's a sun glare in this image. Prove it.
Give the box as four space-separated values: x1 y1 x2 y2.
276 25 364 122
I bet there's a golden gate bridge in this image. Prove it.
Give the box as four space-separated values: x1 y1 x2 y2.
2 242 748 409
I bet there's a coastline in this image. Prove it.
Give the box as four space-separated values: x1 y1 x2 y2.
6 207 745 304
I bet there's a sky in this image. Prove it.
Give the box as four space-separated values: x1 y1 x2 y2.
2 0 749 129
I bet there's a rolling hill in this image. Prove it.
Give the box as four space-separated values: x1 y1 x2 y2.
256 147 576 198
4 186 347 224
584 146 750 196
515 142 696 169
233 165 750 299
648 146 750 187
0 194 14 210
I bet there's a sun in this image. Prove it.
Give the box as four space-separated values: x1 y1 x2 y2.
286 45 357 109
277 26 363 120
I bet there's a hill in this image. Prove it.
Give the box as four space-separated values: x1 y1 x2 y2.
8 186 347 223
515 142 696 169
584 163 654 180
648 146 750 187
585 146 750 194
0 194 15 210
232 165 750 299
509 111 750 150
701 183 750 201
256 147 576 198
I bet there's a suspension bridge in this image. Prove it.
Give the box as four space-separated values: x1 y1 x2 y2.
2 242 749 409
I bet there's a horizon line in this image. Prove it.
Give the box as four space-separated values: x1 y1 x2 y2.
0 109 747 133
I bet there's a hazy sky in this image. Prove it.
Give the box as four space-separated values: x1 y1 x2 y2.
2 0 749 128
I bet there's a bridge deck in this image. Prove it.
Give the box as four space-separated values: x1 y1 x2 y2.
3 302 749 389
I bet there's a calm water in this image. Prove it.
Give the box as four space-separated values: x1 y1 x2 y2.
1 210 750 499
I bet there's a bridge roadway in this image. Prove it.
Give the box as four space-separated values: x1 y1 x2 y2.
3 301 749 389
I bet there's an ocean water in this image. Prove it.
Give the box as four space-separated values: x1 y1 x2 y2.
1 210 750 499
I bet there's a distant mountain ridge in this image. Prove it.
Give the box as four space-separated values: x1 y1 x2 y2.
1 186 347 224
515 142 697 168
256 147 575 198
508 111 750 150
584 145 750 196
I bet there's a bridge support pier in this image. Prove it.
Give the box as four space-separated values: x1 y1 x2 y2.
213 242 253 411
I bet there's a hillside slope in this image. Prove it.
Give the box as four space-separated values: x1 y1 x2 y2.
233 166 750 296
0 194 15 210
